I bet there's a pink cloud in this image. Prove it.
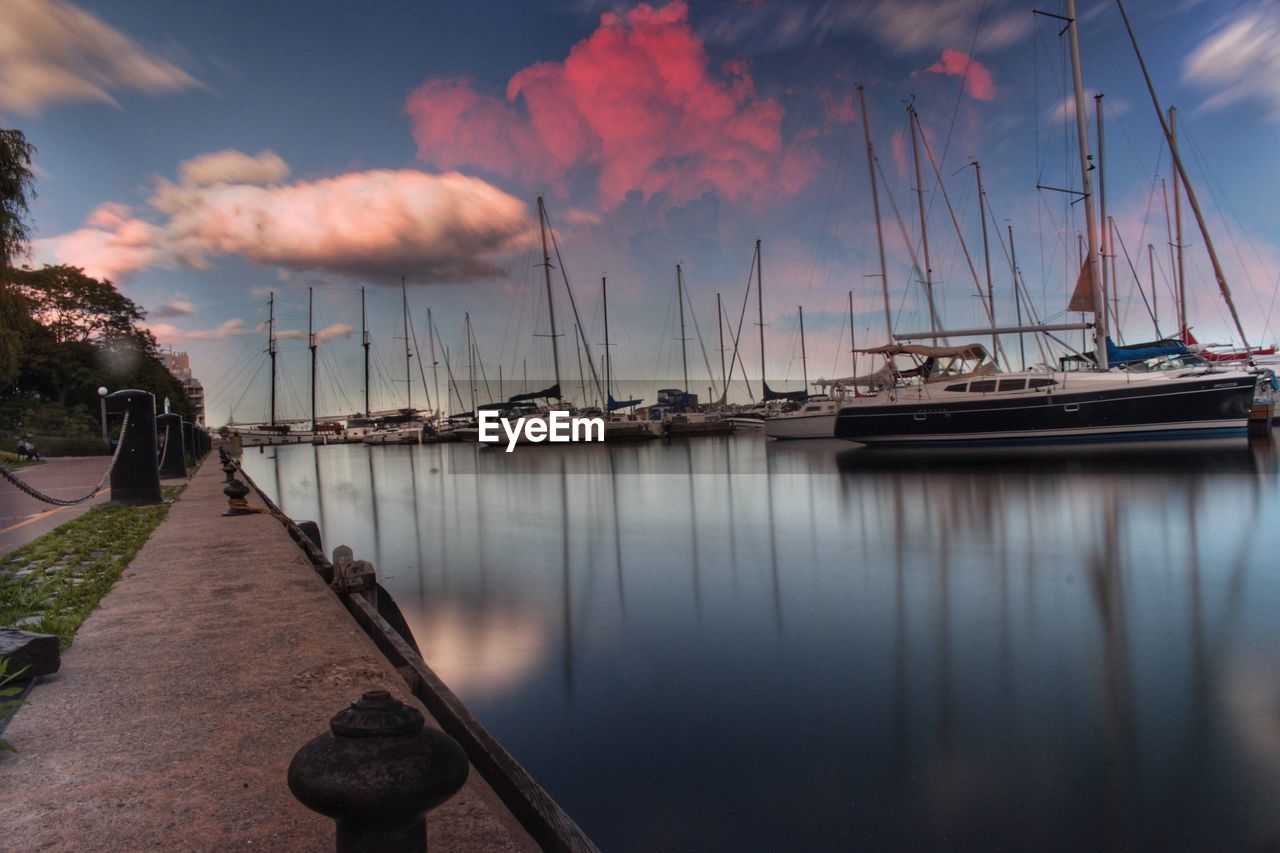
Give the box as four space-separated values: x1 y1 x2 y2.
32 202 161 282
890 129 907 178
404 1 818 208
913 49 995 101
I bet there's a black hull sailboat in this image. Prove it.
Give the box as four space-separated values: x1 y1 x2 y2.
835 370 1256 446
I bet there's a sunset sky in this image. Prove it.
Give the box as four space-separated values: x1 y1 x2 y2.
6 0 1279 423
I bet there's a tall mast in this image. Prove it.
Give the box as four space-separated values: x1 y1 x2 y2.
1115 0 1250 350
267 292 277 426
1148 243 1158 334
401 276 412 409
361 286 370 416
677 263 690 404
308 286 317 429
716 291 726 399
848 290 857 378
1065 0 1108 368
602 276 612 405
1096 94 1111 343
857 85 893 343
427 308 439 419
466 312 476 413
907 105 939 332
1010 225 1026 370
1170 106 1186 336
756 240 766 399
573 321 586 407
537 196 563 393
974 161 997 363
798 306 809 397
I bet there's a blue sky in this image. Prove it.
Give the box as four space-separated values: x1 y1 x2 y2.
6 0 1279 423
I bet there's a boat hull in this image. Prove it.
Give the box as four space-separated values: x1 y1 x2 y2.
764 412 837 440
835 375 1256 446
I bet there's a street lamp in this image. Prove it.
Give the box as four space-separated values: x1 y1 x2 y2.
98 386 109 445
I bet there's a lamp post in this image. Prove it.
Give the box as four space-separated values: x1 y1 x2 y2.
98 386 109 445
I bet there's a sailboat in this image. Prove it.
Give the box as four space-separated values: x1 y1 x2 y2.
364 278 428 445
764 306 841 439
833 6 1259 447
229 292 312 446
664 263 735 436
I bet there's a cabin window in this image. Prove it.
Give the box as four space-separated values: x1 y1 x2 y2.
997 379 1027 391
1029 378 1056 389
969 380 999 393
944 383 969 392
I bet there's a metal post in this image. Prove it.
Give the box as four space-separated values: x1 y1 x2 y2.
156 413 187 479
98 386 109 445
106 389 162 505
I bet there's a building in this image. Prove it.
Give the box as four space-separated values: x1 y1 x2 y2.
159 350 206 426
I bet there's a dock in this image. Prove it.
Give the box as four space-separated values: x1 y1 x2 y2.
0 457 540 851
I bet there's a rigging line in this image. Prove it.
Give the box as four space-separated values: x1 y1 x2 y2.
431 316 466 413
1112 225 1159 331
470 320 496 405
543 205 606 403
227 359 266 419
934 0 989 176
405 302 434 414
720 294 756 403
874 153 935 336
727 245 758 400
682 280 718 389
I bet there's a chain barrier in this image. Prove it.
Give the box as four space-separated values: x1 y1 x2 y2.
0 410 132 506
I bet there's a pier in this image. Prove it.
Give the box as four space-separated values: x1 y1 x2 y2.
0 456 541 851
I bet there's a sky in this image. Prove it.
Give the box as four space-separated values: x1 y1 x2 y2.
5 0 1280 424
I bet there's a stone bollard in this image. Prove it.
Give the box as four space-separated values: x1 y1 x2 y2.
181 421 195 464
222 478 252 516
156 413 187 479
106 389 163 505
288 690 469 853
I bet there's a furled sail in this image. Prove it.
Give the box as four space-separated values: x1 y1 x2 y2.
763 381 808 403
506 383 561 403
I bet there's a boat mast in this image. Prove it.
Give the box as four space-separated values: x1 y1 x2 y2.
857 85 893 344
907 105 940 333
361 287 370 417
1148 243 1158 334
466 312 476 413
267 292 277 426
537 196 563 395
1065 0 1108 368
716 292 726 400
1114 0 1250 351
401 276 412 409
573 321 586 407
677 263 690 405
798 306 809 396
848 290 857 378
1170 106 1186 336
308 286 317 429
974 161 997 364
602 276 612 405
755 240 767 400
1095 94 1112 342
1009 225 1026 370
427 308 439 420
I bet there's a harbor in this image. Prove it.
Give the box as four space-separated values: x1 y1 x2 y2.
4 0 1280 849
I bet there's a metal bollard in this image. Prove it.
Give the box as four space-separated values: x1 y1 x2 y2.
288 690 469 853
156 413 187 479
221 460 237 483
181 421 195 464
106 389 163 505
222 478 252 516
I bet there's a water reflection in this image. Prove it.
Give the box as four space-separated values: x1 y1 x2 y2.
245 433 1280 851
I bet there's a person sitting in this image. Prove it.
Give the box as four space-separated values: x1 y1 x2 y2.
16 438 39 461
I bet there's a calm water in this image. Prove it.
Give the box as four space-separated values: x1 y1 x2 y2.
244 434 1280 851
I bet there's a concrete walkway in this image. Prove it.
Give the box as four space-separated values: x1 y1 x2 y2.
0 457 112 557
0 458 537 851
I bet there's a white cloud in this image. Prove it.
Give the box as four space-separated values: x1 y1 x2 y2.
37 151 531 284
0 0 199 116
154 299 197 318
315 323 353 344
187 318 248 340
1184 7 1280 121
177 149 290 187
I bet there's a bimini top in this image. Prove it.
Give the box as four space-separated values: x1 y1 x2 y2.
856 343 991 361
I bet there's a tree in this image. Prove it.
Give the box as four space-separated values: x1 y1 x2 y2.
0 128 35 269
10 265 147 345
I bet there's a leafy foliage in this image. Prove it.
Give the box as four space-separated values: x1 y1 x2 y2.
9 265 147 345
0 129 35 270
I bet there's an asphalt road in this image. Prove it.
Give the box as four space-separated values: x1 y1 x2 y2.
0 457 112 557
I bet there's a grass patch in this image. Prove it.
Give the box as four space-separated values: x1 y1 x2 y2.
0 485 185 648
